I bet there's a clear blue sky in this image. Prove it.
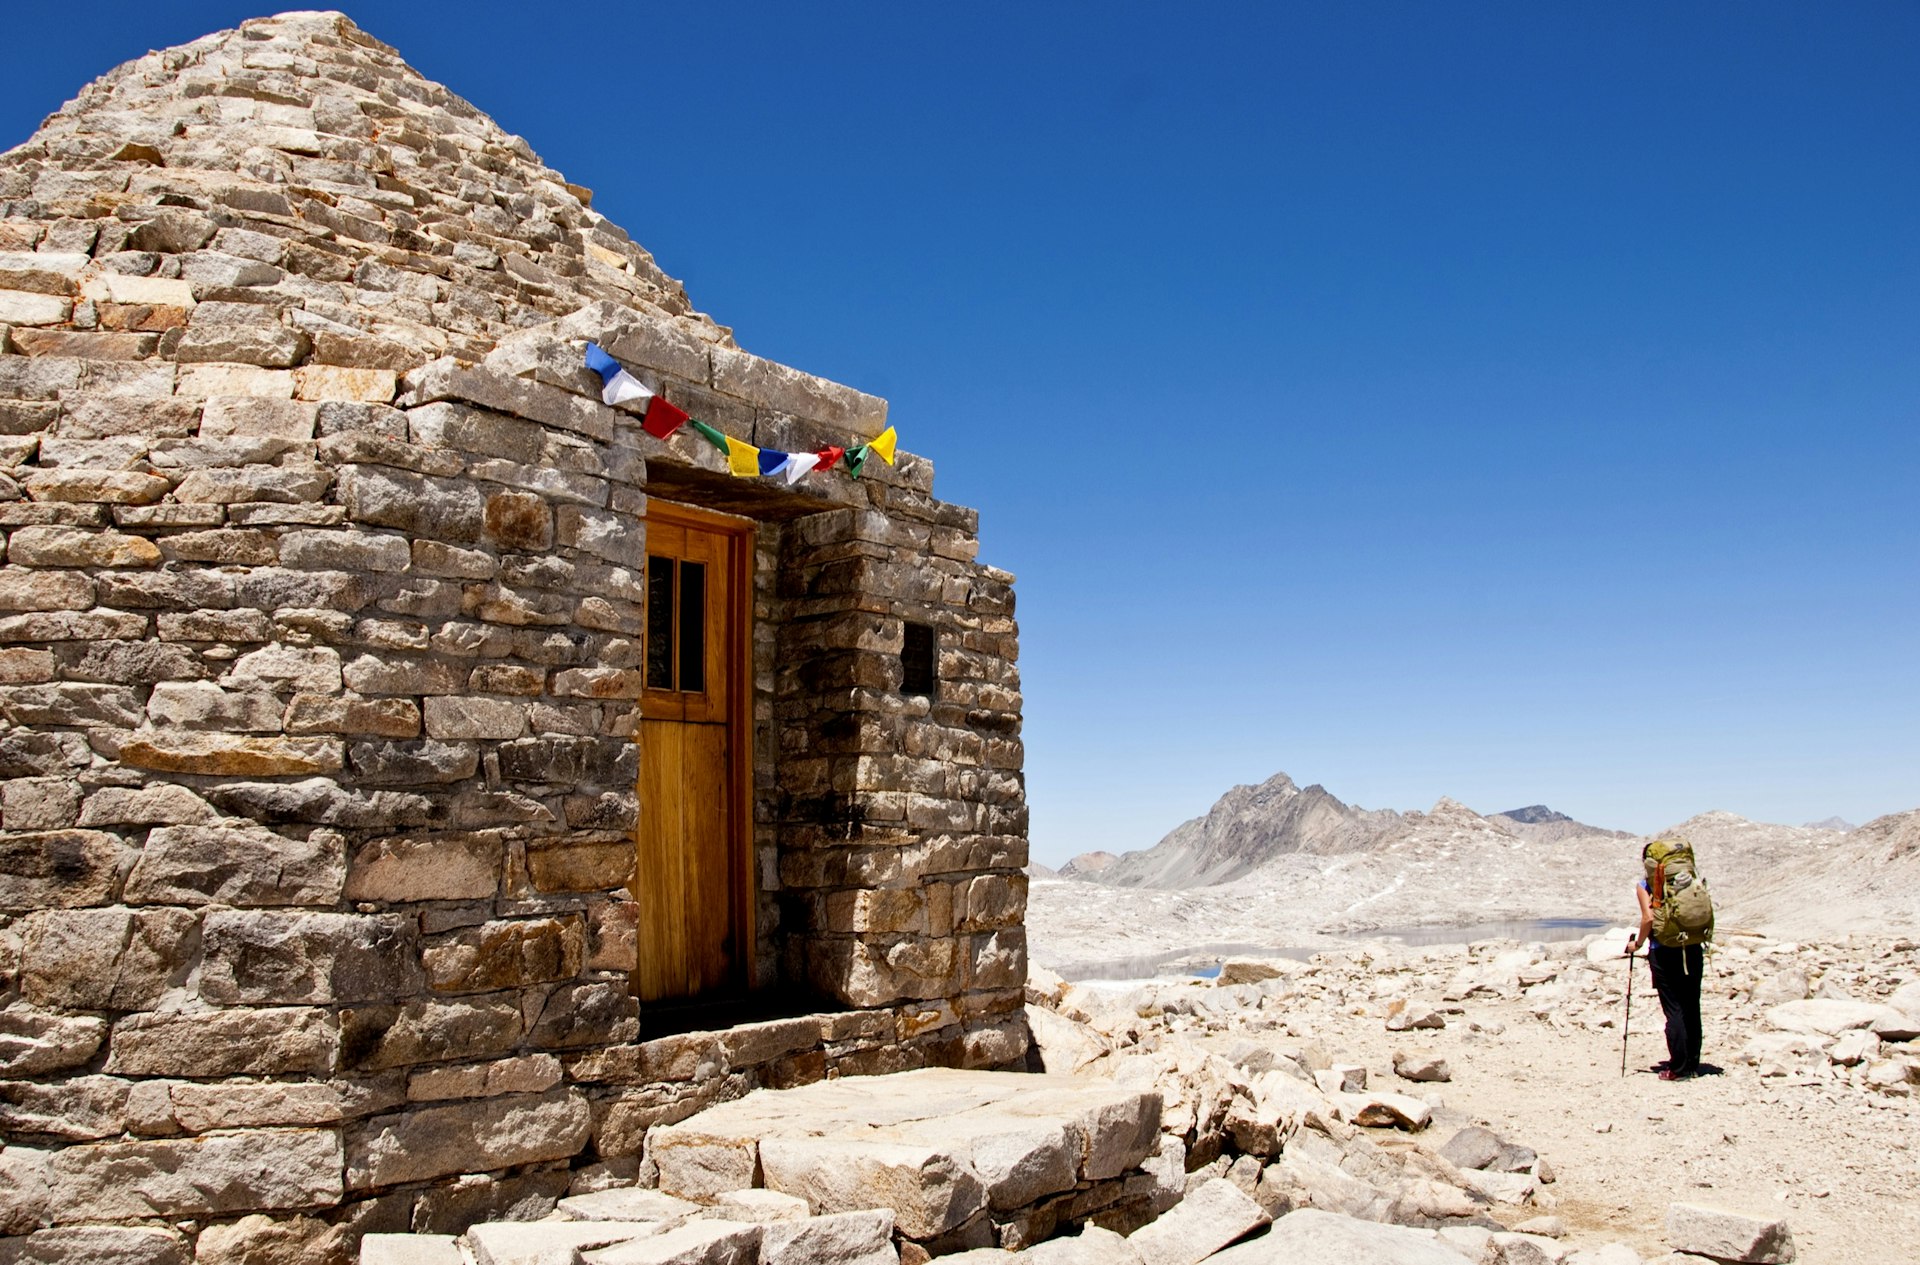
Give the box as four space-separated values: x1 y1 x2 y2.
7 4 1915 862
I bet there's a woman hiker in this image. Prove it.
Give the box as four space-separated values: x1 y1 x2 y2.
1625 846 1706 1080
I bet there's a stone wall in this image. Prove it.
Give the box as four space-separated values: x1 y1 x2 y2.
0 11 1027 1260
773 506 1028 1013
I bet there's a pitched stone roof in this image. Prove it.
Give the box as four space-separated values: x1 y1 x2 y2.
0 9 729 370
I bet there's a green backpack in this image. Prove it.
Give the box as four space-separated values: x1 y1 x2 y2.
1644 838 1714 948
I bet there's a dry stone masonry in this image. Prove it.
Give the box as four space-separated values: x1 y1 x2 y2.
0 11 1026 1259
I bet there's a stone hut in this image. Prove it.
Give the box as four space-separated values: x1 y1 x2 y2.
0 12 1026 1257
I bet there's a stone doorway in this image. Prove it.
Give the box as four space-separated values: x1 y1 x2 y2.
633 501 754 1012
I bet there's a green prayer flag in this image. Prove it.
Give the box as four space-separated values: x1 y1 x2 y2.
845 445 870 478
689 419 730 452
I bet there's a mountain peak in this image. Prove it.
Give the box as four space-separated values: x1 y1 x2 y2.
1494 805 1574 825
1057 851 1119 879
1092 770 1375 888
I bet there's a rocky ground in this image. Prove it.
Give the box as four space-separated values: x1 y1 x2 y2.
1022 929 1920 1264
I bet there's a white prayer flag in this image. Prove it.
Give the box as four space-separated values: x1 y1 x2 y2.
602 369 653 407
782 452 822 484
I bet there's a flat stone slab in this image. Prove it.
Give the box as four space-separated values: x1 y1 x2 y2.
1766 999 1913 1039
760 1210 897 1265
360 1234 462 1265
557 1189 701 1223
650 1068 1161 1240
466 1220 663 1265
1666 1202 1796 1263
703 1189 811 1223
581 1220 762 1264
1127 1178 1268 1265
1208 1208 1476 1264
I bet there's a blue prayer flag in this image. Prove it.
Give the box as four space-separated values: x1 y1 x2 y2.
583 342 620 383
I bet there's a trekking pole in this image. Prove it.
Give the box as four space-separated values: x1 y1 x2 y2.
1621 942 1634 1078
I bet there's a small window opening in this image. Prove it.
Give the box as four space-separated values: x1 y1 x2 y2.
901 622 936 698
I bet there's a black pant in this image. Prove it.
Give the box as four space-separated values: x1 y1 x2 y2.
1648 941 1705 1075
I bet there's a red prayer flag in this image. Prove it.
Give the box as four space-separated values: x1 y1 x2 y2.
642 396 689 440
814 445 844 472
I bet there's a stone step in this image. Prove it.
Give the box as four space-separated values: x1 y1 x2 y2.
649 1068 1162 1243
353 1069 1165 1264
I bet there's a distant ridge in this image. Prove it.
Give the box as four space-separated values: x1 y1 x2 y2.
1065 768 1885 904
1033 796 1919 950
1085 772 1631 889
1693 809 1914 936
1490 805 1633 846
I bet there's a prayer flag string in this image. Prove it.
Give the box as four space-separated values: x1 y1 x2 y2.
585 343 898 482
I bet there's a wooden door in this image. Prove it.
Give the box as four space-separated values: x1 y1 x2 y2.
633 502 752 1004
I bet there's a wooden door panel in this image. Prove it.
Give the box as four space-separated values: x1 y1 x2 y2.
636 719 734 1001
635 718 689 1000
678 721 732 994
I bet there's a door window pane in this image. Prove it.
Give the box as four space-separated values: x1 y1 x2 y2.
678 561 706 693
646 555 674 690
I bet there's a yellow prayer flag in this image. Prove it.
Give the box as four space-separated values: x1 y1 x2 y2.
725 436 761 477
869 425 898 465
